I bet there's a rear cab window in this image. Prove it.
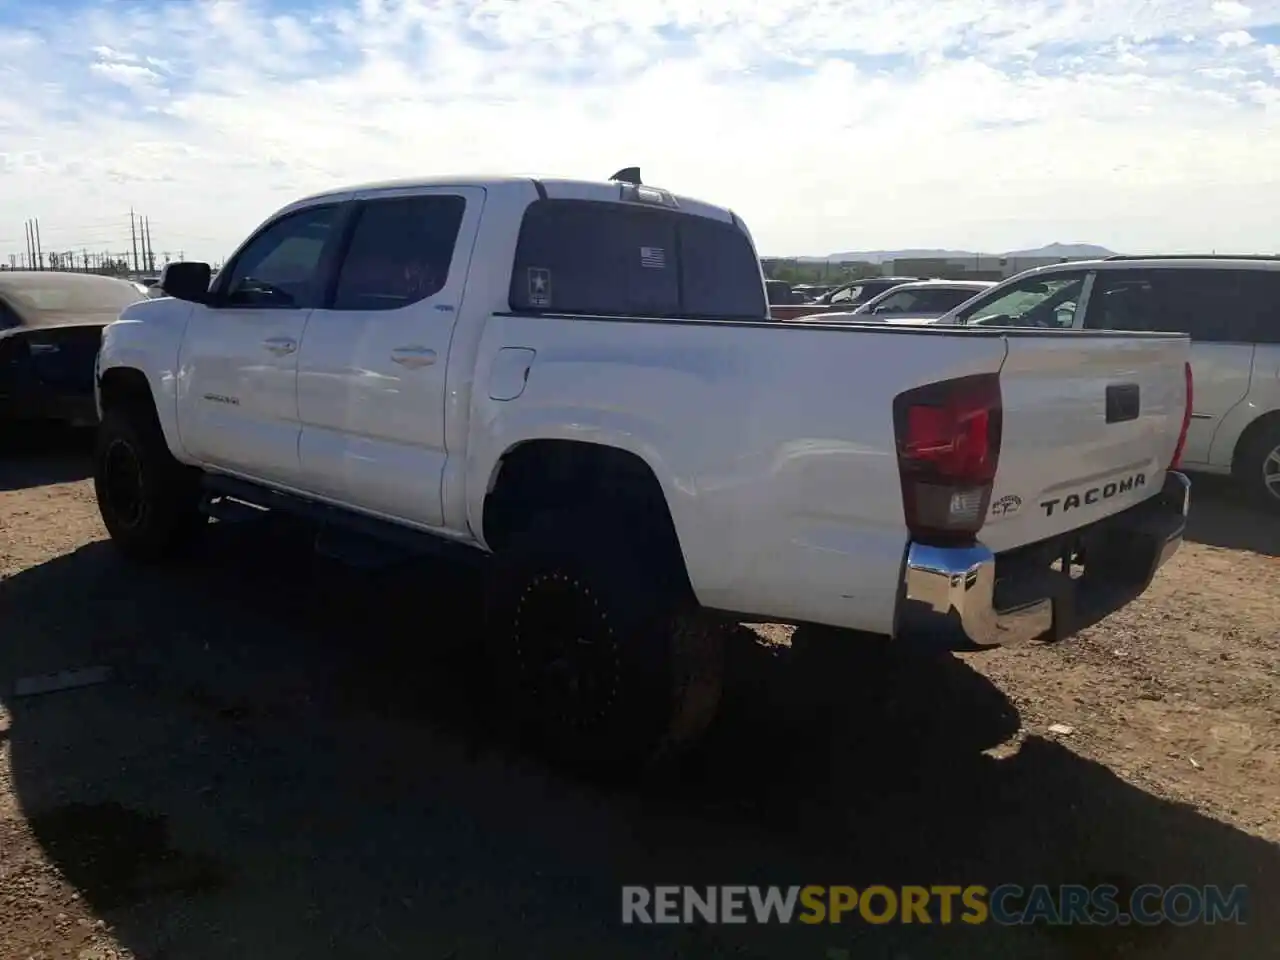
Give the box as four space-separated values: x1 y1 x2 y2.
508 199 767 321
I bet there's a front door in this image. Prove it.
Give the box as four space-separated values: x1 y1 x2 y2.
177 203 343 485
295 187 484 527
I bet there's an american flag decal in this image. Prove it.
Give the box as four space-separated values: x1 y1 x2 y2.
639 246 666 269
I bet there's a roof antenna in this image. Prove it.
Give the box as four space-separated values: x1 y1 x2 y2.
610 167 641 185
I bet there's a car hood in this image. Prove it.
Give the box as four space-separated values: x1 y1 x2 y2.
0 313 118 339
787 311 943 324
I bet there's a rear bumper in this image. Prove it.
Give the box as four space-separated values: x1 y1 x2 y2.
896 470 1190 651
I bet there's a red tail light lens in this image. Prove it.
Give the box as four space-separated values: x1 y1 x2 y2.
1170 361 1192 470
893 373 1003 544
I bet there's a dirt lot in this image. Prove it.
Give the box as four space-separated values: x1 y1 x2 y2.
1 435 1277 960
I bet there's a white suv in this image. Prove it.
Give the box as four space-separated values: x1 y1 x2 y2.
941 256 1280 511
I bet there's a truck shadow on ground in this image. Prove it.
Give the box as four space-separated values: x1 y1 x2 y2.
1 523 1277 959
1182 472 1280 557
0 426 94 491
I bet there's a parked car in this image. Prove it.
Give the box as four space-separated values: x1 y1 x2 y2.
770 275 926 321
819 276 925 308
765 279 798 307
789 280 997 325
851 280 996 319
0 271 146 433
93 171 1191 772
938 256 1280 510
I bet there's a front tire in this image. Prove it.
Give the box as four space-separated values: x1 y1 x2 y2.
94 405 206 562
483 509 724 777
1234 422 1280 514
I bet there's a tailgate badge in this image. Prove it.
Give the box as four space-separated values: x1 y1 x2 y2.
991 494 1022 517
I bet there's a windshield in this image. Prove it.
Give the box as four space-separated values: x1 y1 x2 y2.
958 273 1086 327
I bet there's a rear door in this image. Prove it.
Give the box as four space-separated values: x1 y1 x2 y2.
1081 268 1255 466
295 187 482 526
981 330 1189 552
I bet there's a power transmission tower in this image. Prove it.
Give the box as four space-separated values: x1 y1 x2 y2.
144 216 155 271
130 209 140 273
34 219 43 270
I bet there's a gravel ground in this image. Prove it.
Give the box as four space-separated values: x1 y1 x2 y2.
1 434 1277 960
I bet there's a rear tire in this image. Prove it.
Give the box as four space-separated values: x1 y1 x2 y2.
94 405 206 562
1234 422 1280 514
483 508 724 777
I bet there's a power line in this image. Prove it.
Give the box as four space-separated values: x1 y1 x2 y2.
2 211 168 274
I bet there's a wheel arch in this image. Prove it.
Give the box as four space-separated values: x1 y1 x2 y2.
479 437 693 589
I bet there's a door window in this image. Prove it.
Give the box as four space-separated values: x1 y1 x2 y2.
828 284 862 306
1235 271 1280 344
957 272 1087 327
332 195 467 311
1084 269 1263 341
220 205 338 309
870 287 982 314
1082 273 1163 331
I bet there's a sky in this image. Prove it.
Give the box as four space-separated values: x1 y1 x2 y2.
1 0 1280 264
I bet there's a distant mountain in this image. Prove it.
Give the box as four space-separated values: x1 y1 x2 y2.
1002 242 1116 259
786 242 1117 264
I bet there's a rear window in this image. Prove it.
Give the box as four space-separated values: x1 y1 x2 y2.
509 200 766 320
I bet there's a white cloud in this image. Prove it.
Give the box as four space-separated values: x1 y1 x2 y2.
1218 29 1257 45
2 0 1280 263
89 60 164 91
1212 0 1253 21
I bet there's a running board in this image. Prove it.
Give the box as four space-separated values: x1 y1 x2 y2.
199 474 488 571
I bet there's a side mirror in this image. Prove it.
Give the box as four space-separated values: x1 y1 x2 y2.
159 261 212 303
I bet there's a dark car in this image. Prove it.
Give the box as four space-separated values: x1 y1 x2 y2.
0 271 145 432
817 276 924 309
765 279 799 305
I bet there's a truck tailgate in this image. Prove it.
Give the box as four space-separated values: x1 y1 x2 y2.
982 332 1189 553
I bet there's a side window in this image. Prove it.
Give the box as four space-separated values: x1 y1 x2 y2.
220 205 338 309
766 280 793 305
678 215 767 320
332 195 466 312
868 291 912 313
1148 270 1255 342
958 272 1087 327
927 288 986 312
829 284 862 305
1082 273 1162 331
510 201 679 316
1235 271 1280 344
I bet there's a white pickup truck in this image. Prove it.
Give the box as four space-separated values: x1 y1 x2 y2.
93 171 1192 771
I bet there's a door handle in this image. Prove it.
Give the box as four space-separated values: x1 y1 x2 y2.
390 346 437 369
263 337 297 356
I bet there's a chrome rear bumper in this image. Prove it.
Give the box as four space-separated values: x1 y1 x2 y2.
896 471 1190 651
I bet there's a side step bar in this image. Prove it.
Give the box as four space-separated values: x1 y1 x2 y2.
200 474 488 571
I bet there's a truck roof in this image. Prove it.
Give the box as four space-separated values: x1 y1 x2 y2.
295 174 739 225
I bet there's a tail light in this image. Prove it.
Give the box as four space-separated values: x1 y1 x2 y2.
893 373 1003 544
1169 361 1192 470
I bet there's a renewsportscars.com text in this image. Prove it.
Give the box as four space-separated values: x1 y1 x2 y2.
621 884 1248 927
